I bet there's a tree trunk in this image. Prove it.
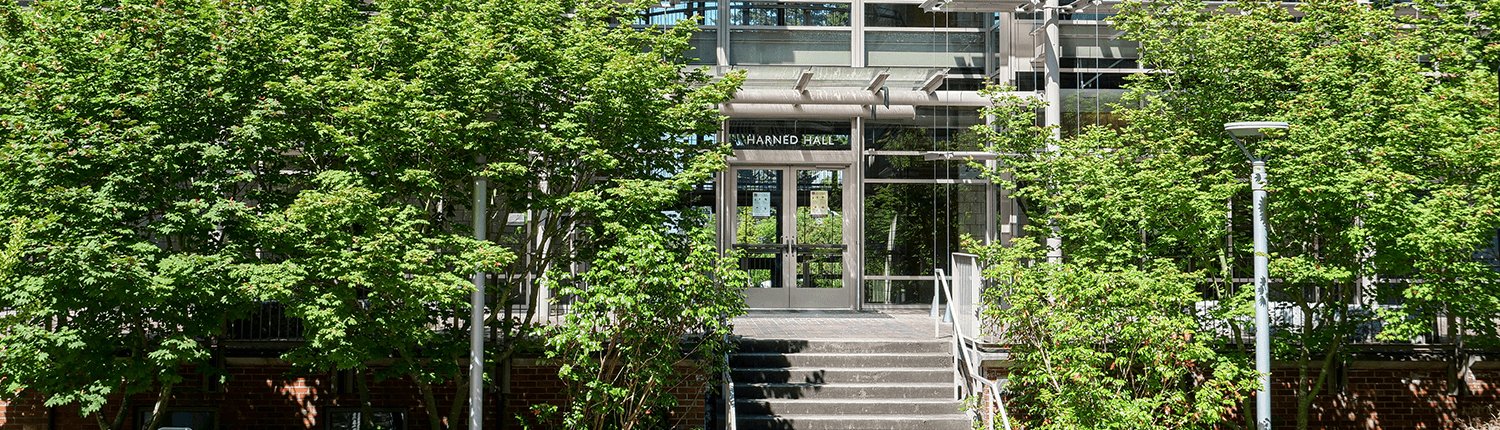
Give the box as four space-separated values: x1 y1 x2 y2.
356 368 375 430
447 354 470 430
395 348 445 430
411 371 444 430
142 382 176 430
95 381 132 430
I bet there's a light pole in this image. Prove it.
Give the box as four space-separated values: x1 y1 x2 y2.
1224 121 1287 430
470 158 488 430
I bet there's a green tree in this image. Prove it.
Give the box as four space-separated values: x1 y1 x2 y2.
0 1 297 429
242 171 510 429
534 209 746 430
983 1 1500 428
1 1 743 430
244 0 743 427
972 238 1257 430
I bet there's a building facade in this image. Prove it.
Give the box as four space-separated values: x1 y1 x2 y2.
642 0 1137 309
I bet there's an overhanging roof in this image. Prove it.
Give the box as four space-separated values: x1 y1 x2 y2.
920 0 1035 12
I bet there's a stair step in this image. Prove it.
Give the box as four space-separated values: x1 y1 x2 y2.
736 414 973 430
736 398 963 415
733 367 952 384
737 339 950 354
731 353 951 368
735 383 954 400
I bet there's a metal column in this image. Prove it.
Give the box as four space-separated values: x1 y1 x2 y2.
469 169 488 430
1252 159 1271 430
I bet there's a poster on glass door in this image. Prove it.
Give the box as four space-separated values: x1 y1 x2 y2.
809 190 829 218
752 192 772 219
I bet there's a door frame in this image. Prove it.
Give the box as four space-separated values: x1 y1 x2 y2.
727 164 856 309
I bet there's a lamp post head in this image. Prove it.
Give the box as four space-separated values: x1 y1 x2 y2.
1224 121 1289 162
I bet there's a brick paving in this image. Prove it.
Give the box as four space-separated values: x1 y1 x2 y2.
732 309 953 340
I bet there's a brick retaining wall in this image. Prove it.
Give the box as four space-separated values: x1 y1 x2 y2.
1 359 711 430
981 361 1500 429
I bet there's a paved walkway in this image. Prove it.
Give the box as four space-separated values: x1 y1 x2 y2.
732 309 952 340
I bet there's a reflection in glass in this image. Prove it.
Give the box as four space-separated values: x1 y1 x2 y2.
864 107 983 151
1060 89 1129 138
731 2 851 26
864 280 939 306
740 246 783 289
863 184 986 304
687 30 719 65
640 1 720 26
730 30 851 65
796 170 843 288
865 3 986 27
865 155 984 180
866 32 984 68
737 169 783 288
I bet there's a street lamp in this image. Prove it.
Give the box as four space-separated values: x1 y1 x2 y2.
1224 121 1288 430
471 158 488 430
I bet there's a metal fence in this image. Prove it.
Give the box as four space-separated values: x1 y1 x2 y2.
226 301 304 341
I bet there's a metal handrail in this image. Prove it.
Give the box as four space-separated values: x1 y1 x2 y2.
722 332 737 430
935 261 1012 430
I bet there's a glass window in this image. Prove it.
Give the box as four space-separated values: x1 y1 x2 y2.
865 31 983 68
1479 227 1500 271
138 410 216 430
727 119 851 149
864 107 983 151
640 1 719 26
862 183 987 278
1059 89 1129 138
730 2 851 26
865 155 984 180
687 30 718 65
938 78 988 91
1013 71 1131 91
729 29 851 65
865 3 986 28
328 409 407 430
1014 12 1116 21
1060 58 1139 69
865 279 937 305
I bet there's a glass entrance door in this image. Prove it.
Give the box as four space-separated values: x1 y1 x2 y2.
734 166 850 308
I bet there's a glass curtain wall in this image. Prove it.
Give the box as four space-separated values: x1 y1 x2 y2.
639 1 719 65
863 107 988 306
1010 16 1138 138
730 2 852 65
864 3 986 72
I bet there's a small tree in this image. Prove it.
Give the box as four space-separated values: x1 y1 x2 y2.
533 209 746 430
242 171 510 429
973 239 1256 429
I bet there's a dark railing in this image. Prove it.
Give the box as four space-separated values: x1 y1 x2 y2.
226 301 304 341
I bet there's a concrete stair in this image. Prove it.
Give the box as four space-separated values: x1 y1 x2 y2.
731 339 970 430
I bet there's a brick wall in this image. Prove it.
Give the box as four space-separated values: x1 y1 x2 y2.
0 391 46 430
982 361 1500 429
505 359 712 429
2 358 713 430
1248 363 1500 430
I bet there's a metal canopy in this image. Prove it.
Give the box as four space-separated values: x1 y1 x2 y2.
708 65 1031 117
921 0 1113 13
710 65 949 91
920 0 1043 12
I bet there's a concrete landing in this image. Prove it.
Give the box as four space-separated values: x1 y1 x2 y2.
732 309 950 340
